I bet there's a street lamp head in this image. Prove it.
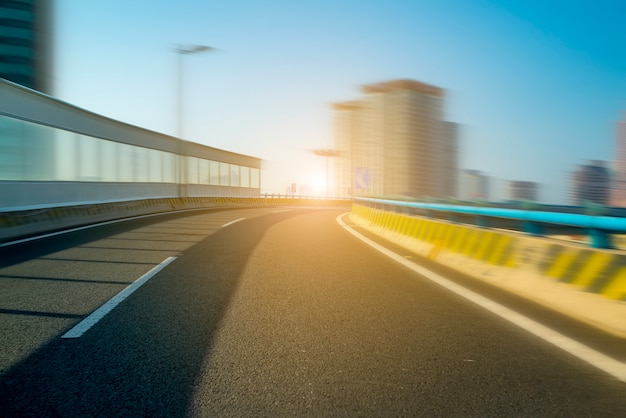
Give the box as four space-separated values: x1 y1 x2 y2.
312 148 340 157
176 44 214 54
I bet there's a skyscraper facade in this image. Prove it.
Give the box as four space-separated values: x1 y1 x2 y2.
333 100 369 197
462 169 489 201
612 114 626 207
572 161 611 206
507 180 539 202
0 0 53 94
442 121 459 198
333 79 457 199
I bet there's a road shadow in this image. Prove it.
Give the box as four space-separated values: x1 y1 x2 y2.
0 208 244 269
0 209 315 416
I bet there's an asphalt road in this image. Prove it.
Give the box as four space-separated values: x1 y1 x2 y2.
0 207 625 416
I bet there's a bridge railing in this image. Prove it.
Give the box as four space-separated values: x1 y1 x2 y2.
353 197 626 249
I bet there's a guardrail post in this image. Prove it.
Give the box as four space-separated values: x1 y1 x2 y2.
589 229 612 249
523 221 542 236
520 201 542 237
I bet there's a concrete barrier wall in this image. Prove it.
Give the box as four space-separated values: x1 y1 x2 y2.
0 197 350 244
351 203 626 337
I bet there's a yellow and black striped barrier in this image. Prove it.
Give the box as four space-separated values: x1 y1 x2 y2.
351 203 626 302
539 245 626 300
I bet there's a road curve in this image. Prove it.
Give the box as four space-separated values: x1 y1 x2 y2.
1 207 625 416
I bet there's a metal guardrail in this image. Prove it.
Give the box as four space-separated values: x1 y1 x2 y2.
354 197 626 249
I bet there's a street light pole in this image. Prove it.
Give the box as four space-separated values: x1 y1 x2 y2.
175 44 213 139
174 44 213 199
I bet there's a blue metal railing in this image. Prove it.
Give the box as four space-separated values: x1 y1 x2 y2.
353 197 626 249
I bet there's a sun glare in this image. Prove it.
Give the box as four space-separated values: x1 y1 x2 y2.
312 176 325 196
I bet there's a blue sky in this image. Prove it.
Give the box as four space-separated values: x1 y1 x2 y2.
54 0 626 202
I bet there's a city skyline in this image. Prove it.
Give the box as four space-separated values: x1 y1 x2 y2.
50 0 625 203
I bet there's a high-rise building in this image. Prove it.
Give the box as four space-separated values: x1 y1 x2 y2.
0 0 54 94
442 121 459 198
612 114 626 207
507 180 538 202
333 79 457 199
333 100 366 197
571 161 611 206
462 169 489 201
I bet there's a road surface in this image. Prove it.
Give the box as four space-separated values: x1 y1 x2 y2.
1 207 625 416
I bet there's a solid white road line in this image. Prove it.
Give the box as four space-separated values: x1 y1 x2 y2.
62 256 177 339
222 218 245 227
337 213 626 383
